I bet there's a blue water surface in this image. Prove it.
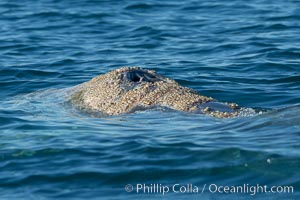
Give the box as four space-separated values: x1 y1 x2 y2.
0 0 300 199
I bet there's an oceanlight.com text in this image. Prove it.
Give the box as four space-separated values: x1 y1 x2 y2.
124 183 294 196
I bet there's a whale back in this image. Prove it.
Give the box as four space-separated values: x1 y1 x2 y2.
70 67 246 117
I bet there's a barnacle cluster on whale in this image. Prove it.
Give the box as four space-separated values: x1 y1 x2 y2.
70 67 247 118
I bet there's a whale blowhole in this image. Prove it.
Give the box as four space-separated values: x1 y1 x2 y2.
125 70 163 83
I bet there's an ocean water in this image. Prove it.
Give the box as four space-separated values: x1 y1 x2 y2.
0 0 300 199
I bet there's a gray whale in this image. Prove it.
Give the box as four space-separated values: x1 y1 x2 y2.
70 67 247 118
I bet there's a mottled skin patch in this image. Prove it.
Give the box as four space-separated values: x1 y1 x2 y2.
70 67 243 118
